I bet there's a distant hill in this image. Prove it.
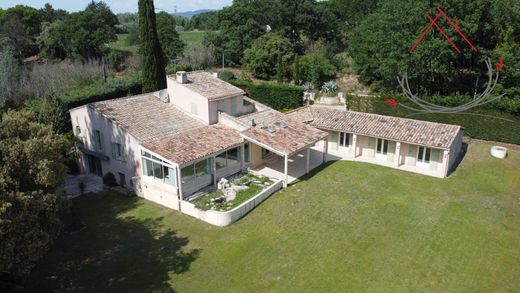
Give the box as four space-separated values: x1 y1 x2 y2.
175 9 215 19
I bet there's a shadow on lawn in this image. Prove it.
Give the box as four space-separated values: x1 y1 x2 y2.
31 193 200 292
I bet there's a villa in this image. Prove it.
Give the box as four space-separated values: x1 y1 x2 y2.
69 71 464 221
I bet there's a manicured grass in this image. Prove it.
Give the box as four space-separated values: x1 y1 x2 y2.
31 143 520 292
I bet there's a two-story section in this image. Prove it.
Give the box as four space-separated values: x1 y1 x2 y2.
167 71 251 124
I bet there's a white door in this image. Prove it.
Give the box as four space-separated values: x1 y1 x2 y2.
416 146 431 168
338 132 350 152
376 138 388 160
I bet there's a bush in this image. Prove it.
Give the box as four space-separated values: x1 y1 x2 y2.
165 63 193 75
218 71 236 81
321 80 338 94
231 80 304 111
61 73 142 109
78 181 86 194
102 172 117 186
106 49 130 72
359 94 520 145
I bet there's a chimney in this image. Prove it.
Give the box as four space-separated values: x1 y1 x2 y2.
176 71 188 84
251 119 256 127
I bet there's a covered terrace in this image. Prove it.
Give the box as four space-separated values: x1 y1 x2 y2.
238 110 329 187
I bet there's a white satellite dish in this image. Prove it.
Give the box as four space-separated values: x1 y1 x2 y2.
158 89 169 103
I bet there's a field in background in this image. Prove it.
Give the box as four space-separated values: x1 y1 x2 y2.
108 34 139 54
179 31 207 47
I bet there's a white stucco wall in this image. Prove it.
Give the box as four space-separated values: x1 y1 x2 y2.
448 129 464 171
69 105 142 186
167 77 210 124
139 176 180 210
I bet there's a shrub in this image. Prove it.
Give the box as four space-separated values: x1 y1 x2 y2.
231 80 304 111
78 181 86 194
102 172 117 186
298 53 336 86
321 80 338 94
218 71 236 81
165 63 193 75
107 49 130 72
366 94 520 145
61 73 142 109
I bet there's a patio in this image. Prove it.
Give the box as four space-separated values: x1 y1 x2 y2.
250 148 326 184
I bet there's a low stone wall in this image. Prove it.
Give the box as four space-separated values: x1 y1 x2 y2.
180 179 283 226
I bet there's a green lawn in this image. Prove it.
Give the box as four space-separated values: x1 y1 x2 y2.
179 30 207 47
31 142 520 292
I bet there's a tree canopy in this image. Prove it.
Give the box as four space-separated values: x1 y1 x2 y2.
38 1 118 60
138 0 166 92
156 12 185 63
0 110 67 284
348 0 520 96
243 33 294 80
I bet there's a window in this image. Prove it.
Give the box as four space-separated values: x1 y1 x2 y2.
181 158 211 184
227 147 240 166
164 167 176 186
181 164 195 182
93 130 103 152
417 146 431 163
153 161 163 180
261 148 271 159
111 143 125 161
215 147 241 170
195 159 210 176
376 139 388 155
215 152 227 170
339 132 350 147
141 150 177 187
244 143 250 163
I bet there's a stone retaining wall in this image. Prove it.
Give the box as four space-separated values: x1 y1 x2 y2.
180 180 283 226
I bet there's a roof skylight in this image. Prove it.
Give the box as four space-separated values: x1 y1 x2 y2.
274 121 288 129
262 126 276 133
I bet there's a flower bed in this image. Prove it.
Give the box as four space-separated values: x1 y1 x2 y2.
191 173 273 211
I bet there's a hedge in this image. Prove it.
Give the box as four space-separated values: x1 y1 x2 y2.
231 80 304 111
348 94 520 145
62 73 142 109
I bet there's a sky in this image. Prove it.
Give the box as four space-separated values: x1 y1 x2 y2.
0 0 233 13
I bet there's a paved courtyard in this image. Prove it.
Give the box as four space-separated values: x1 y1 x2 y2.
61 174 104 198
250 148 331 183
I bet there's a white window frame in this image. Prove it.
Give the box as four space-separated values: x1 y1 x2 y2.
416 146 431 168
376 138 388 159
339 132 350 149
111 142 125 161
141 150 177 187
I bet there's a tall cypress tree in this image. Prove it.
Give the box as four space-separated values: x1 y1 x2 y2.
138 0 166 92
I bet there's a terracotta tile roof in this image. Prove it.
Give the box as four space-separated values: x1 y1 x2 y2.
142 124 243 165
92 94 204 142
169 71 245 101
238 110 329 156
288 106 461 149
